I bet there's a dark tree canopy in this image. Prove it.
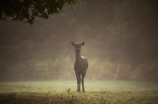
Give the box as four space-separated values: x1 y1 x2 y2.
0 0 80 24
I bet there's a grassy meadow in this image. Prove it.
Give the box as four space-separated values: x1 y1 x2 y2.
0 80 158 104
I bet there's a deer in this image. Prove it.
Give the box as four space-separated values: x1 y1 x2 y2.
71 42 88 92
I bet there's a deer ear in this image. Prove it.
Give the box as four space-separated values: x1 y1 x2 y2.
71 42 75 46
80 42 85 46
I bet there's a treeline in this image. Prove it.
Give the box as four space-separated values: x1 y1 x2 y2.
0 56 158 81
0 0 158 81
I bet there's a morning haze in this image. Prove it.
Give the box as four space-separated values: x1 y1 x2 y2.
0 0 158 82
0 0 158 103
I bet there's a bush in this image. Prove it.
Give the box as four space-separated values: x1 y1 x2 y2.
133 59 158 81
87 58 131 80
0 57 158 81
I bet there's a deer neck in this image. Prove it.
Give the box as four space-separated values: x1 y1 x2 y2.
76 53 82 67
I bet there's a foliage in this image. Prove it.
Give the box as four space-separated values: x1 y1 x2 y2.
106 0 158 64
0 0 80 24
1 56 158 81
133 59 158 81
87 58 131 80
0 56 74 81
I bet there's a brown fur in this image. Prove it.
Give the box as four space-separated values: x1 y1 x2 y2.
71 42 88 92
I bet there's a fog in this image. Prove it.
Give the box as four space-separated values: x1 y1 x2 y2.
0 0 158 82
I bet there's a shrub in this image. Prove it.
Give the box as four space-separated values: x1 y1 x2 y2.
133 59 158 81
0 57 157 81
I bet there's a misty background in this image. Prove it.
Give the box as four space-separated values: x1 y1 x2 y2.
0 0 158 82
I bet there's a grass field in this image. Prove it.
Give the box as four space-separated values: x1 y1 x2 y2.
0 80 158 104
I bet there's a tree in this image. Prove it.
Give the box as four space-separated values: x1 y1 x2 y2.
106 0 158 66
0 0 80 24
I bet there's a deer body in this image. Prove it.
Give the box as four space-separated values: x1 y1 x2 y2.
75 55 87 74
71 42 88 92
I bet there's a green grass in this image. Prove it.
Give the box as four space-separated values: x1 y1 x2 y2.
0 80 158 104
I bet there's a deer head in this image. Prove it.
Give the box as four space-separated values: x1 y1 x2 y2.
71 42 85 54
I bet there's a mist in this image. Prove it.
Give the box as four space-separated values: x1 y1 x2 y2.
0 0 158 82
1 0 158 103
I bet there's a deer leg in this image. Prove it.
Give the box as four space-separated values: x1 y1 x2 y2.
82 73 86 92
78 74 81 91
76 73 80 92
